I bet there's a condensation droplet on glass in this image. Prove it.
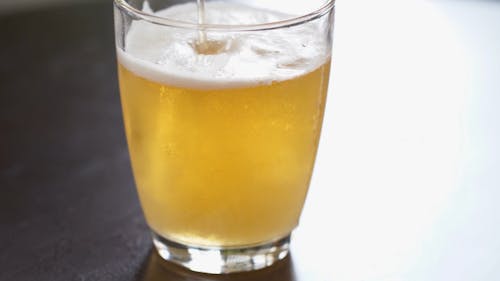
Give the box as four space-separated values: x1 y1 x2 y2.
160 143 176 155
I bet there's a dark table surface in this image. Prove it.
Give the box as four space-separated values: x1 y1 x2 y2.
2 0 500 280
0 2 151 280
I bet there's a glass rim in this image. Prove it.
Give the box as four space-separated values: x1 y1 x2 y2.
114 0 335 31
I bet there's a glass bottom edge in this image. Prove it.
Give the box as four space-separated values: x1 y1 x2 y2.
152 231 291 274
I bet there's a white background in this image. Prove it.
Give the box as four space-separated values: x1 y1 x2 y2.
295 0 500 280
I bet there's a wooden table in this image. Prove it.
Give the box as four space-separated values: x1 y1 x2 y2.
1 0 499 280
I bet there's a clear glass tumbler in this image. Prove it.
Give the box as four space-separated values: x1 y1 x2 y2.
114 0 335 274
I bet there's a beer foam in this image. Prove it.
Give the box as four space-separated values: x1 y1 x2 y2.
117 1 330 89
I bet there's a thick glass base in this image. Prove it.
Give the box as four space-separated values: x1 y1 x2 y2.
152 231 291 274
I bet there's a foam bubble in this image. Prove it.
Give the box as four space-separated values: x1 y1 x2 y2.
117 1 330 89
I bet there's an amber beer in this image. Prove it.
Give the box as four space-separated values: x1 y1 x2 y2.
115 0 334 273
118 59 329 246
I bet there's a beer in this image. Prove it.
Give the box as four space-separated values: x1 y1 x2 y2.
117 1 331 247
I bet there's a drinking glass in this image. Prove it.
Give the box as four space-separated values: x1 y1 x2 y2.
114 0 335 273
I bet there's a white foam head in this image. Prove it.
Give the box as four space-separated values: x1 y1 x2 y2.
117 1 330 89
